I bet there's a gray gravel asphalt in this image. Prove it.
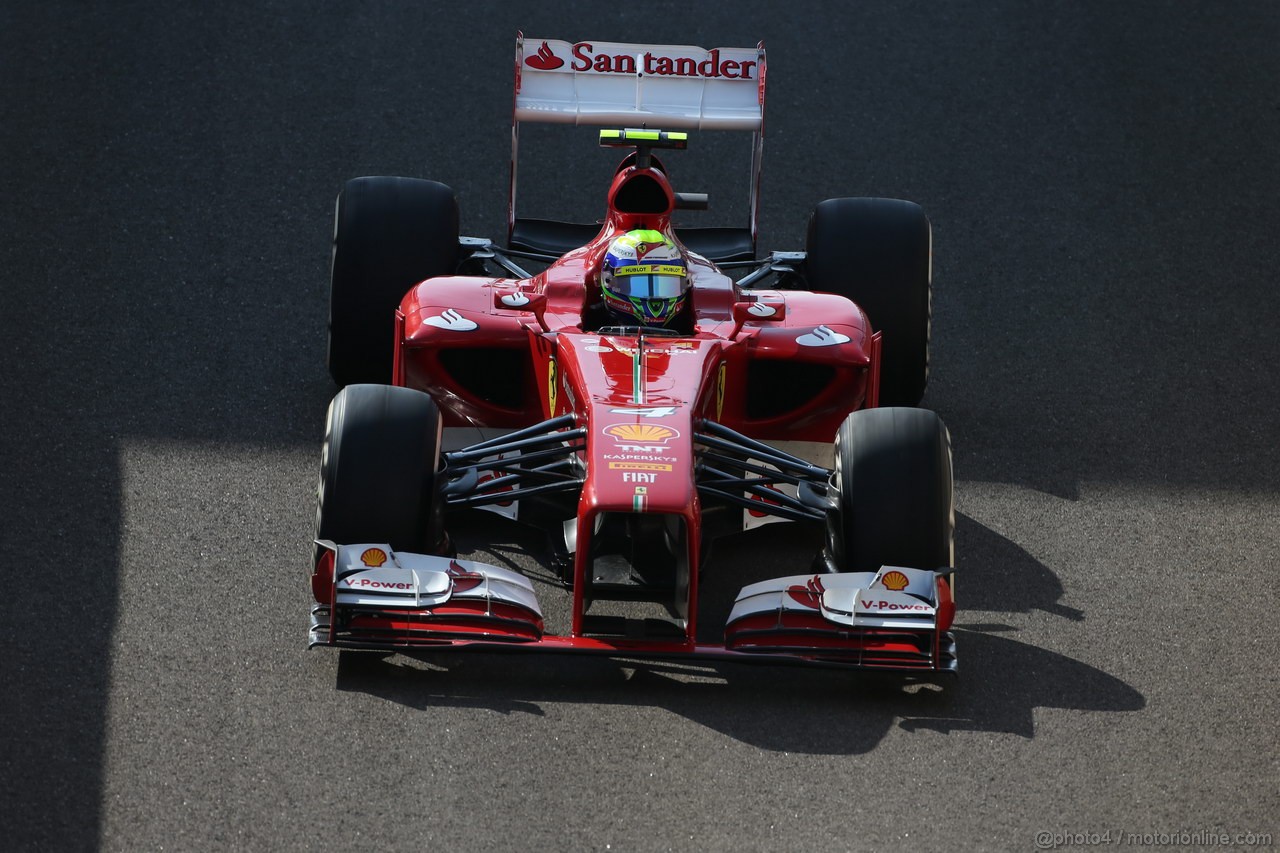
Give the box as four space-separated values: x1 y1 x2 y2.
2 2 1277 851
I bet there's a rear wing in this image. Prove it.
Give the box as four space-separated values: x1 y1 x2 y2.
510 34 767 262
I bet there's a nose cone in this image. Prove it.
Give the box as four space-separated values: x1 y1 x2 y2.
555 332 723 516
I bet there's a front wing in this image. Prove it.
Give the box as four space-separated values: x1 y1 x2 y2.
310 543 955 674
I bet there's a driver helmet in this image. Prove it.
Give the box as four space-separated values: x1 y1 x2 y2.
600 230 690 327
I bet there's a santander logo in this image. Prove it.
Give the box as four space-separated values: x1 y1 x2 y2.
786 575 825 609
423 309 478 332
796 325 851 347
523 40 757 80
525 41 564 70
447 559 484 594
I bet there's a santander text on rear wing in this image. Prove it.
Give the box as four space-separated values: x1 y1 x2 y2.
509 34 768 261
514 36 766 130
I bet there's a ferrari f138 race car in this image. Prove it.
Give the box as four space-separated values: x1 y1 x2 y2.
309 35 957 674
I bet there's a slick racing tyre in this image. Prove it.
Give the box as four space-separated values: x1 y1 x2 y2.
328 176 460 387
831 407 953 579
805 197 932 406
315 383 444 556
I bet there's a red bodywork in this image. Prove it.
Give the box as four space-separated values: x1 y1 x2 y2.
375 158 884 656
395 160 876 435
310 154 956 674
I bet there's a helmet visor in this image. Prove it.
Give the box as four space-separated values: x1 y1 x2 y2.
610 265 687 299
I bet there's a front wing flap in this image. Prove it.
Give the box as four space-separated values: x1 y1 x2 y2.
309 547 955 673
310 542 545 648
724 566 957 672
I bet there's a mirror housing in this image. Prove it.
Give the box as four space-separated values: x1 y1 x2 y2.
730 300 785 339
494 289 549 331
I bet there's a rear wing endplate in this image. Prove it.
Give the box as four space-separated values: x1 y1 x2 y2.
510 34 767 261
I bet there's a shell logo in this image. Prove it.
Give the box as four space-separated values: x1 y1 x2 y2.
604 423 679 444
881 570 910 591
360 548 388 568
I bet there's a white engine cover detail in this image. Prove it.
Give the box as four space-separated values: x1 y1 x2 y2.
728 566 939 630
330 543 541 614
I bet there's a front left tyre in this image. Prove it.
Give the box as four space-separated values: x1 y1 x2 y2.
315 383 444 557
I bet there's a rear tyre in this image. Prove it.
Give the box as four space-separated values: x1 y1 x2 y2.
830 407 953 576
328 176 460 387
805 197 932 406
315 384 443 556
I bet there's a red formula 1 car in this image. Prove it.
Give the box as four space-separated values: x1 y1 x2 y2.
309 36 956 674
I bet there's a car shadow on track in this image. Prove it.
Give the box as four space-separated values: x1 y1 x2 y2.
958 513 1084 620
332 630 1143 754
332 514 1141 754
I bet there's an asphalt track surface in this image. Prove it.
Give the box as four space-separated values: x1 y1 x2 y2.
3 2 1278 851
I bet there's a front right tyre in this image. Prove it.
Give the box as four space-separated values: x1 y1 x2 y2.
805 197 932 407
328 176 460 387
830 406 954 578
